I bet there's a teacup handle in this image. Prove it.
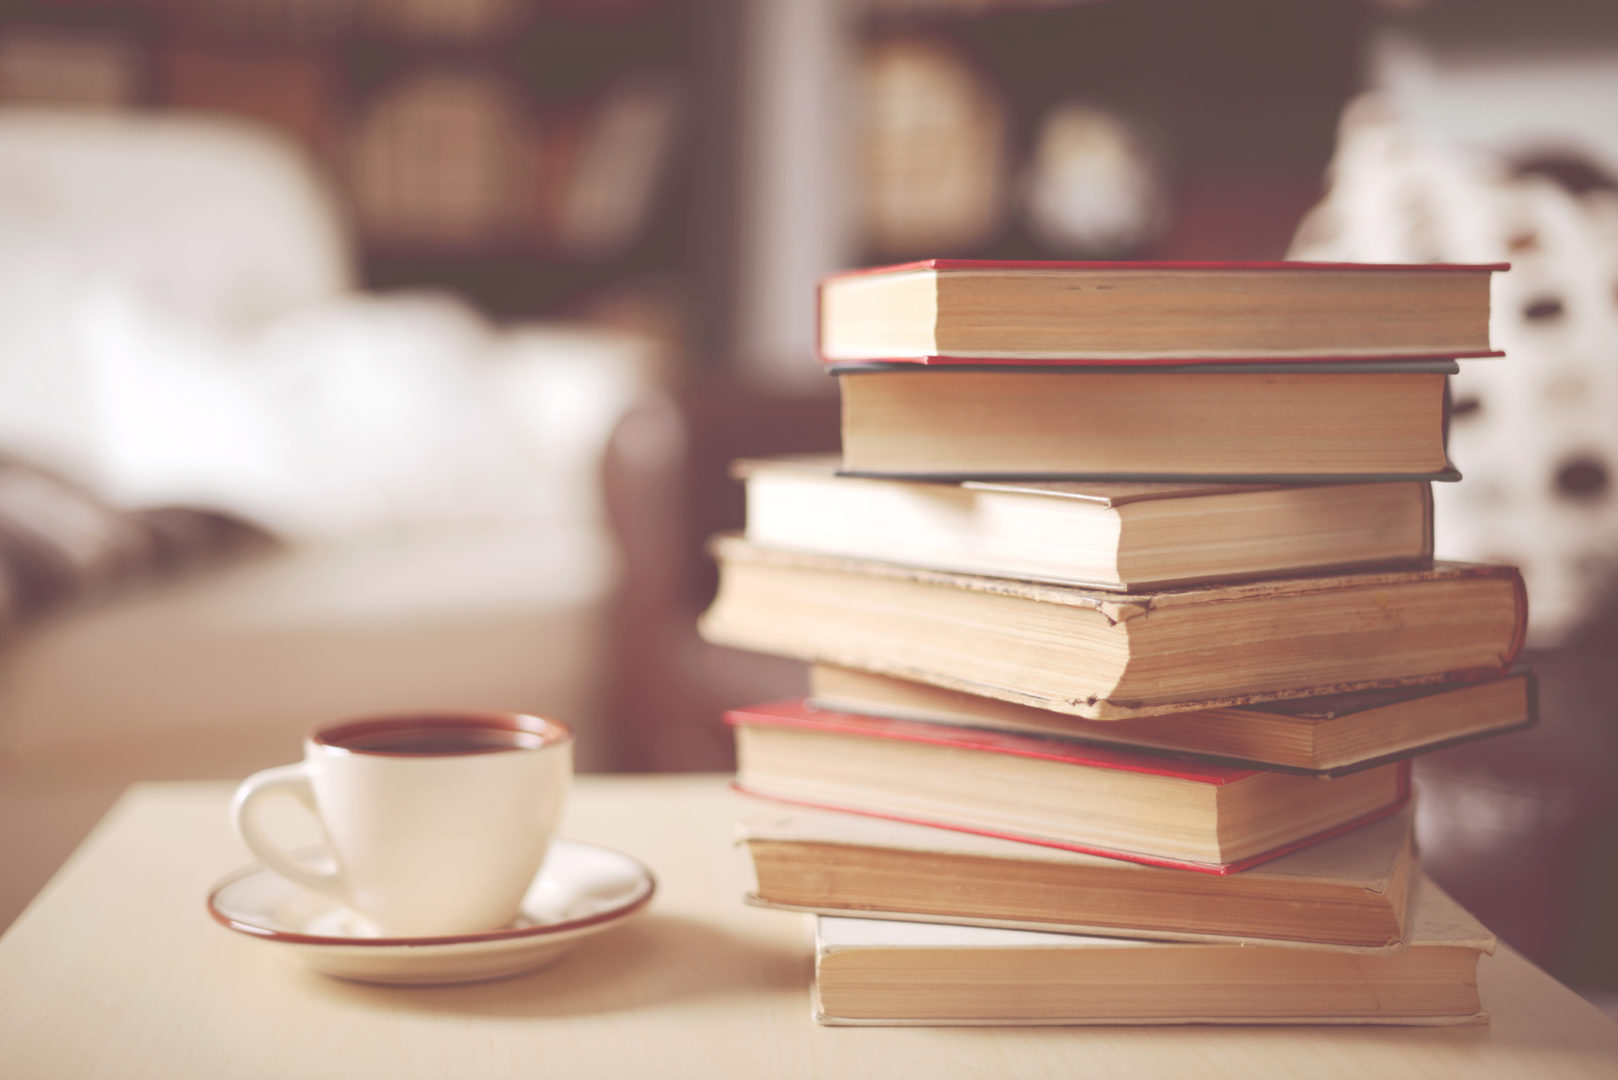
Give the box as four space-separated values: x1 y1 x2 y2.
231 764 346 899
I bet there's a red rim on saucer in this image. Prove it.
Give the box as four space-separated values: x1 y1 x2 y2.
206 841 654 948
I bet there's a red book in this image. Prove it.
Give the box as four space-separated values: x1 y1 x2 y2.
817 259 1506 366
727 699 1410 875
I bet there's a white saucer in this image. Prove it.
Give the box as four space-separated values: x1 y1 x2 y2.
207 839 655 986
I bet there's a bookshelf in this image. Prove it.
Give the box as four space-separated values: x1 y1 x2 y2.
0 0 721 338
852 0 1373 263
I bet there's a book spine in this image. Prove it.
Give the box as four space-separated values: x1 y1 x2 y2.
1419 482 1436 559
1504 568 1531 667
814 278 826 374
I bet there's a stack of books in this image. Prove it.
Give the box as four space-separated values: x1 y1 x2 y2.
700 259 1531 1027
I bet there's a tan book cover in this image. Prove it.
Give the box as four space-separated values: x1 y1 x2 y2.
741 802 1417 950
813 875 1495 1027
834 363 1458 480
700 536 1527 719
818 260 1502 364
735 454 1434 591
809 663 1537 774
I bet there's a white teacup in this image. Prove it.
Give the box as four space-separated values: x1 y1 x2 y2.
231 711 573 937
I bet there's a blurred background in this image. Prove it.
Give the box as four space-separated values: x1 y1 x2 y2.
1 0 1615 1007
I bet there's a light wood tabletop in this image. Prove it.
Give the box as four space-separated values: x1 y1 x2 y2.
2 774 1617 1079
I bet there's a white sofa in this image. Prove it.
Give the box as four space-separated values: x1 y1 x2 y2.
0 109 657 927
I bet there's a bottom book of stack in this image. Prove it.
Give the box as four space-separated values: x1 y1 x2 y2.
739 805 1495 1027
811 875 1492 1026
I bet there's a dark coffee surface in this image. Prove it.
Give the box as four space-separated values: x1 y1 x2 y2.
333 726 547 756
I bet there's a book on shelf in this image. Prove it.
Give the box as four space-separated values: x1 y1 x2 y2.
811 876 1492 1027
157 43 335 152
834 361 1458 481
727 700 1409 873
859 41 1007 256
349 71 529 249
556 75 682 259
809 664 1537 775
741 801 1417 949
0 26 141 108
738 455 1433 590
818 259 1503 364
699 537 1528 720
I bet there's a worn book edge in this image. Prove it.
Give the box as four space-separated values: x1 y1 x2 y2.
730 766 1411 875
735 800 1415 889
745 896 1411 955
734 452 1437 510
708 534 1520 614
802 666 1537 777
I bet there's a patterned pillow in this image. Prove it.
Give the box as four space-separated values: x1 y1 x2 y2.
1289 94 1618 644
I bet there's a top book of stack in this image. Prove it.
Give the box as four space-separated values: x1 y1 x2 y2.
818 260 1505 365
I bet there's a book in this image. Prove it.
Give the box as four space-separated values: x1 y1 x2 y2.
859 41 1007 256
812 875 1493 1026
158 43 335 152
556 75 682 259
809 664 1537 775
738 455 1433 590
818 259 1503 364
0 25 141 108
727 700 1409 873
350 71 528 249
835 361 1458 481
699 537 1528 719
741 802 1417 949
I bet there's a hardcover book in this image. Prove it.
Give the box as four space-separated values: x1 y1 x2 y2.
812 875 1494 1026
739 455 1433 590
834 361 1459 481
699 537 1528 719
808 664 1537 775
741 801 1417 948
818 259 1503 364
728 699 1410 873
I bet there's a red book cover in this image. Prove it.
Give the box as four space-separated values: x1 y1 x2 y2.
816 258 1509 366
823 258 1511 278
726 699 1412 875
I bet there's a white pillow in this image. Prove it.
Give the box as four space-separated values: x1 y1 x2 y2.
80 288 650 542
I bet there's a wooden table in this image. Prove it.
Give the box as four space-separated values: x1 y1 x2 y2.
3 775 1617 1079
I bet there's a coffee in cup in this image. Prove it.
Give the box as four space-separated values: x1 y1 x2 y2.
231 710 572 937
